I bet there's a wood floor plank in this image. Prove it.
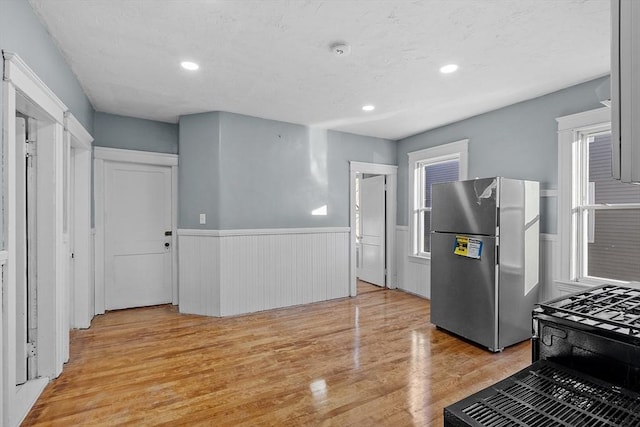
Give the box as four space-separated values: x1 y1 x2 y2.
22 282 530 426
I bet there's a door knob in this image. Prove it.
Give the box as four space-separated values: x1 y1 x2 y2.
164 242 170 248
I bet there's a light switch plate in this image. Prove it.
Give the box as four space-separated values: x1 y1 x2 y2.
199 213 206 224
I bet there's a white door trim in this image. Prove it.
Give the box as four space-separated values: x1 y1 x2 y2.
93 148 178 314
349 161 397 297
3 52 67 124
94 146 178 166
65 113 92 150
3 51 67 427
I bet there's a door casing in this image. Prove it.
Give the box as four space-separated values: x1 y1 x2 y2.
93 147 178 314
3 51 70 427
349 162 397 297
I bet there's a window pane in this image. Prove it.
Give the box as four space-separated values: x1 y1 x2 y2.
424 160 459 207
583 132 640 282
589 134 640 204
587 209 640 282
422 211 431 253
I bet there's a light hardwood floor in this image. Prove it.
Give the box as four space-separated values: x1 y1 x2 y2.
23 281 530 426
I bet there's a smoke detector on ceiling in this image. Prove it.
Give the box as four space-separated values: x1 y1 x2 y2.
331 43 351 57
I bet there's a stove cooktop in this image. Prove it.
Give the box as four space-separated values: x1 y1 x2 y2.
537 285 640 337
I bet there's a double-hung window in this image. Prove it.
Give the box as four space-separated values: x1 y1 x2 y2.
408 140 468 258
558 108 640 284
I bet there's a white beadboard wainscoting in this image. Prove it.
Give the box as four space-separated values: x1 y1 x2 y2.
395 226 431 298
396 226 559 302
178 228 350 317
177 230 221 316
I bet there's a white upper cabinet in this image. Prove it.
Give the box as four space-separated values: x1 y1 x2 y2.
611 0 640 183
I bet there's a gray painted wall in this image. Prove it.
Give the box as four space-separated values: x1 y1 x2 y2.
94 112 178 154
179 112 396 229
1 0 95 248
179 112 221 229
0 0 94 131
396 76 610 234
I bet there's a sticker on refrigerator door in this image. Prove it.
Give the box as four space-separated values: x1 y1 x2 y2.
454 235 469 256
467 238 483 259
453 235 483 259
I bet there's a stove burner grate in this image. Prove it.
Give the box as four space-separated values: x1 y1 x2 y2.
538 285 640 336
445 361 640 427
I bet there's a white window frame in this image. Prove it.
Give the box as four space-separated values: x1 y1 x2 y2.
556 107 638 287
408 139 468 259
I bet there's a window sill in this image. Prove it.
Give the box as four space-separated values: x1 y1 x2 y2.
554 279 593 289
554 278 640 293
408 255 430 264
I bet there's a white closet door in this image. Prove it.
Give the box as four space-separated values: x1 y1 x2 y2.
104 161 172 310
15 117 28 385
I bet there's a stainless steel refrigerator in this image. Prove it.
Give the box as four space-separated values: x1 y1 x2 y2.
430 177 540 352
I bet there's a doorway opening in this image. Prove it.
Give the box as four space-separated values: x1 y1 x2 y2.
355 173 386 288
349 162 397 297
357 279 386 295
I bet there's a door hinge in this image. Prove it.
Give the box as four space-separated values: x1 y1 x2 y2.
26 141 37 168
26 341 37 358
25 141 37 157
71 252 75 259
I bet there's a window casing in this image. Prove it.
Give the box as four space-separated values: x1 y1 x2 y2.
408 140 468 258
558 107 640 285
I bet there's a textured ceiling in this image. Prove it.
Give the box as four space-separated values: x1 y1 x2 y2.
29 0 610 140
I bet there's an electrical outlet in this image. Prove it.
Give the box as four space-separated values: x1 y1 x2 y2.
199 213 206 224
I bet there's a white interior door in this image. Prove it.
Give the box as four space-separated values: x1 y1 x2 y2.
67 114 94 329
62 136 72 363
358 175 386 286
15 117 27 385
104 162 172 310
15 116 38 385
68 148 75 330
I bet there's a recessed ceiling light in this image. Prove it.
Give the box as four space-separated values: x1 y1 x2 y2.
362 105 375 112
440 64 459 74
181 61 199 71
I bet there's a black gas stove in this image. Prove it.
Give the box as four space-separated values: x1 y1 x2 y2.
445 284 640 426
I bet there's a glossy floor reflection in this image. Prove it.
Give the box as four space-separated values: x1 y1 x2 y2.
23 280 530 426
